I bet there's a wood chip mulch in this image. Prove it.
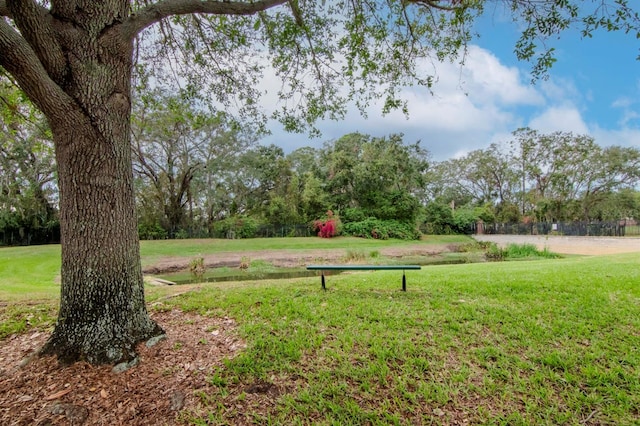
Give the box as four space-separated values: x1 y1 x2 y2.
0 309 246 425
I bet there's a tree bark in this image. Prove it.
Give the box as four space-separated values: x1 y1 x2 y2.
22 1 165 365
40 107 164 363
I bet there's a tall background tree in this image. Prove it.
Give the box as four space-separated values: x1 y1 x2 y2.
1 0 639 364
427 128 640 227
131 87 258 238
322 133 429 223
0 78 57 245
509 128 640 221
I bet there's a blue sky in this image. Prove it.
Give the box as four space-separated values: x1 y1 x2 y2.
261 8 640 161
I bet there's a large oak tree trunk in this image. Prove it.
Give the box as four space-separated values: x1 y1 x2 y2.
41 120 164 364
38 2 164 364
41 128 164 366
2 0 289 366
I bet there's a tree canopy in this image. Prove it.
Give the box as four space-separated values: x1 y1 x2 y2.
3 1 640 143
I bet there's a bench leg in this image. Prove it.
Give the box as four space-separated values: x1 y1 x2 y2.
402 271 406 292
321 273 326 291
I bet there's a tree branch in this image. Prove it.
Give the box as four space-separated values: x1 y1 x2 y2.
405 0 463 12
121 0 289 40
6 0 67 84
0 19 76 127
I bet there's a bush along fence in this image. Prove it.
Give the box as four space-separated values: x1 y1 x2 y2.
0 225 61 246
475 220 638 237
210 224 315 239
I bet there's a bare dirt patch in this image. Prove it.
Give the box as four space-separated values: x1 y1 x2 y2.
473 235 640 256
142 244 454 275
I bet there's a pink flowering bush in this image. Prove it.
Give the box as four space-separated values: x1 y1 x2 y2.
313 210 341 238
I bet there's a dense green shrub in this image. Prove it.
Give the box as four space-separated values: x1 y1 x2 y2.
452 207 477 233
138 222 167 240
422 202 455 234
174 229 190 239
423 202 494 235
484 242 505 261
343 218 421 240
212 216 259 239
495 202 521 223
484 243 561 261
366 191 421 223
341 208 367 223
503 243 561 259
0 210 60 245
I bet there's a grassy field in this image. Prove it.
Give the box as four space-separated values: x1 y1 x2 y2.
157 253 640 425
1 238 639 424
0 244 61 301
0 235 470 301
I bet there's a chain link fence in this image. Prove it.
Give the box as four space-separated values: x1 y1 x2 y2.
210 224 315 239
475 221 638 237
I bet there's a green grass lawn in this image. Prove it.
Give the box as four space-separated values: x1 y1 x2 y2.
161 252 639 425
0 244 61 301
1 239 639 424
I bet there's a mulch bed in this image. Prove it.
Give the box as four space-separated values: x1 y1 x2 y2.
0 309 246 425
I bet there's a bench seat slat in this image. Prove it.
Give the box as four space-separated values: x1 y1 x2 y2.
306 265 421 271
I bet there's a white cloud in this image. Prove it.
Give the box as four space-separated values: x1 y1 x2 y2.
263 44 547 160
612 96 634 109
461 46 544 106
539 77 582 104
591 126 640 149
527 106 589 134
263 44 640 161
619 110 640 127
610 95 640 127
372 90 509 133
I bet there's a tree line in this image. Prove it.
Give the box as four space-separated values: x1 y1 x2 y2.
3 86 639 244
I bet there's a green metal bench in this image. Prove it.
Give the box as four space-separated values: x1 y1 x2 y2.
306 265 422 291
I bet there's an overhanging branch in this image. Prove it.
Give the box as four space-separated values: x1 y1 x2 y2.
122 0 289 40
0 19 76 128
6 0 67 83
405 0 464 12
